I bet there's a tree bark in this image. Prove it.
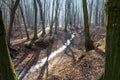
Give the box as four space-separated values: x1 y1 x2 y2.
54 0 60 34
33 0 38 40
0 9 18 80
89 0 93 24
19 5 30 39
95 0 99 26
7 0 20 45
64 0 70 32
82 0 94 51
49 0 55 36
101 0 120 80
37 0 46 36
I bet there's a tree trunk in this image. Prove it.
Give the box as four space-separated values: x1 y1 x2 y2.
7 0 20 45
102 0 120 80
55 17 58 34
64 0 69 32
0 10 18 80
82 0 94 51
19 5 30 39
33 0 38 40
64 10 68 32
37 0 46 36
101 1 105 27
89 0 93 25
95 0 99 26
49 0 55 36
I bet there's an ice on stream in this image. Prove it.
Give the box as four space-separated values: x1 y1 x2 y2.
18 33 75 80
29 45 67 72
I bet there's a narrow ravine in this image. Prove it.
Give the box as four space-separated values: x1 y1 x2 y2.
18 33 76 80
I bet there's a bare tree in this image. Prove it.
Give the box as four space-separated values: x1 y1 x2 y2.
0 9 18 80
7 0 20 45
49 0 55 36
33 0 38 40
82 0 94 51
64 0 72 32
95 0 99 26
54 0 60 34
37 0 46 36
19 5 30 39
88 0 93 25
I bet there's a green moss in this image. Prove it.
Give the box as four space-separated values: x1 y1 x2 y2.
0 10 18 80
102 0 120 80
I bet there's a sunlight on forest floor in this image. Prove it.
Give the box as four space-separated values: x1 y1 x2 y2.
18 33 75 79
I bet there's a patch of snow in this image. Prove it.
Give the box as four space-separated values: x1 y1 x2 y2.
29 45 66 72
18 33 75 80
65 40 71 46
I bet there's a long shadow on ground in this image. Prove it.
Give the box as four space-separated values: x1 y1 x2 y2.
18 47 41 80
36 44 53 80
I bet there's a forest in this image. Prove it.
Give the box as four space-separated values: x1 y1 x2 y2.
0 0 120 80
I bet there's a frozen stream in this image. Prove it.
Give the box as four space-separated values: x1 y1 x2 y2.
18 33 76 80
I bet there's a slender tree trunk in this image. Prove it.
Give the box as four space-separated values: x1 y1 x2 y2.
0 9 18 80
64 9 68 32
101 1 105 26
95 0 99 26
19 5 30 39
33 0 38 40
49 0 55 36
37 0 46 36
54 1 59 34
7 0 20 45
64 0 69 32
82 0 94 51
55 17 58 34
101 0 120 80
89 0 93 24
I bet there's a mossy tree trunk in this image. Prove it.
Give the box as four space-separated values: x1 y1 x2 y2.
0 10 18 80
82 0 94 51
102 0 120 80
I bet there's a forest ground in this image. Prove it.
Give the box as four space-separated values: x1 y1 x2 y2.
11 26 105 80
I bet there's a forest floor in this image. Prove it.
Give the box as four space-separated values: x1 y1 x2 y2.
11 26 105 80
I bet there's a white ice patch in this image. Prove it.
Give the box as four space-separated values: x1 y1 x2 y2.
29 34 75 72
29 45 66 72
70 33 75 40
65 40 71 46
18 33 75 80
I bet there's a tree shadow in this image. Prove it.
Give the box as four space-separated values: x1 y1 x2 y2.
48 50 67 75
64 45 76 63
36 44 53 80
35 31 77 79
57 32 76 63
14 40 36 68
14 50 29 68
11 38 28 46
58 31 71 44
95 48 105 57
18 48 41 80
